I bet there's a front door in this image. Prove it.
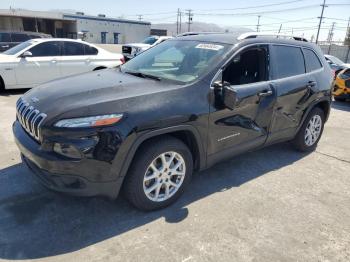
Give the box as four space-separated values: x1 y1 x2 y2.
207 45 276 162
15 41 62 88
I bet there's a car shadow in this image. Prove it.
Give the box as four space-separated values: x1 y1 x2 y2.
0 89 29 97
0 143 309 260
332 100 350 112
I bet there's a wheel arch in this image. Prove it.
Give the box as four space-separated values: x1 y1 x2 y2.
93 66 107 71
296 98 331 134
0 75 5 91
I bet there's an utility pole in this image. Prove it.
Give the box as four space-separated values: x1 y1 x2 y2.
327 22 335 54
179 10 182 34
278 24 282 34
256 15 261 32
137 15 143 21
176 8 180 34
185 9 193 32
316 0 328 44
345 17 350 62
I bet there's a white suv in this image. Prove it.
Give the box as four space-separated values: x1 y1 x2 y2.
0 38 124 90
122 36 172 60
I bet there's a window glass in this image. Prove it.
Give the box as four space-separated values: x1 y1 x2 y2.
0 32 11 42
122 40 230 84
142 36 158 45
29 41 61 57
63 41 85 56
304 49 322 72
11 33 30 42
223 46 268 85
273 45 305 78
28 34 41 39
85 44 98 55
3 41 33 55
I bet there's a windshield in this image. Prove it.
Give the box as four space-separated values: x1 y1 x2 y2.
3 41 33 55
142 36 158 45
121 40 231 84
327 55 344 65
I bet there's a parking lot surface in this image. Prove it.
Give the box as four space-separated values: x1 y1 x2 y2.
0 90 349 262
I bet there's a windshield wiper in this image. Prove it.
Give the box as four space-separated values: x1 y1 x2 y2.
124 71 161 81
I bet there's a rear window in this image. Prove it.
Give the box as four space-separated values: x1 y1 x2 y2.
304 49 322 72
273 45 305 79
0 32 11 42
85 45 98 55
11 33 30 42
63 41 85 56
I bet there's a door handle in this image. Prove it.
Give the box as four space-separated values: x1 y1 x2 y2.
258 90 273 97
51 59 57 64
1 45 9 48
307 81 316 88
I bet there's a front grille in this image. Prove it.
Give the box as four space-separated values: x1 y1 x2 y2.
122 46 132 54
16 98 47 142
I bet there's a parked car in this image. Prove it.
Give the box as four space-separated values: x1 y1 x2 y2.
0 31 51 52
122 35 172 60
13 33 332 211
324 54 350 77
0 38 124 90
333 67 350 101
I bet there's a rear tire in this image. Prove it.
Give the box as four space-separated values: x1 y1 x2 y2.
292 107 325 152
0 76 5 92
123 136 193 211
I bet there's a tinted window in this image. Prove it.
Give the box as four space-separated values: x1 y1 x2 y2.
0 32 11 42
11 33 30 42
85 44 98 55
304 49 322 72
273 45 305 78
63 42 85 56
29 42 61 57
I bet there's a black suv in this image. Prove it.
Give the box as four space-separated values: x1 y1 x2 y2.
13 33 333 210
0 31 51 52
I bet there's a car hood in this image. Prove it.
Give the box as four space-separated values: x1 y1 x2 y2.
123 43 151 49
21 68 180 123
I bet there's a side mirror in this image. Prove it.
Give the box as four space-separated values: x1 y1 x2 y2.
212 80 237 110
222 85 237 110
20 51 33 58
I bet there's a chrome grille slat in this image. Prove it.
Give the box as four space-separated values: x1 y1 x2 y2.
16 98 47 142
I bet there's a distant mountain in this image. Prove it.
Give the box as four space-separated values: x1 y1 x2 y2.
152 22 253 36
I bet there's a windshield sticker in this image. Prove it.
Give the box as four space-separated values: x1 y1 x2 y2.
195 43 224 51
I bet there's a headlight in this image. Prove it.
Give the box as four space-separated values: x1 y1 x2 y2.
54 114 123 128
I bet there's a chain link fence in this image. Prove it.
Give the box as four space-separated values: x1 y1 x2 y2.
319 44 350 63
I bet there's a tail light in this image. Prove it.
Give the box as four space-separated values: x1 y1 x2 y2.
120 56 125 64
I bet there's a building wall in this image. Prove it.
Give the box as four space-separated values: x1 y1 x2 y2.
320 45 350 63
68 16 151 44
0 16 23 31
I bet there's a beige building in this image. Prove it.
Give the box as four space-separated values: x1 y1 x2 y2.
0 9 151 44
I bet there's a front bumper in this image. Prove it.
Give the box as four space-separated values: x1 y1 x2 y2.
13 121 122 199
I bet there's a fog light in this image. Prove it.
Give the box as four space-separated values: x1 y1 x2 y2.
53 143 82 159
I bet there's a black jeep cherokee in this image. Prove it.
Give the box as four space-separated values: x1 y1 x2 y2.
13 33 333 210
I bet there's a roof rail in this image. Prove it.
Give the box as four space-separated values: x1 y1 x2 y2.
176 32 225 37
237 32 308 42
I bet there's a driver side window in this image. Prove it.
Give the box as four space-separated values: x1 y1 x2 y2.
223 46 269 85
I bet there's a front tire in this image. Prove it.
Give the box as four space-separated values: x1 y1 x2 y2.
292 107 325 152
124 136 193 211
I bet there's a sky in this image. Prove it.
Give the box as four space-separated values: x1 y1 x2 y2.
1 0 349 42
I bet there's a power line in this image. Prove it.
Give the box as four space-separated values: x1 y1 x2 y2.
196 0 305 12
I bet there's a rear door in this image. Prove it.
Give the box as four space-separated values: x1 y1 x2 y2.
267 44 311 142
15 41 62 87
59 41 96 77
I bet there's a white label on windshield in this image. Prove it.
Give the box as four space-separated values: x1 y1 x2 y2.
195 43 224 51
